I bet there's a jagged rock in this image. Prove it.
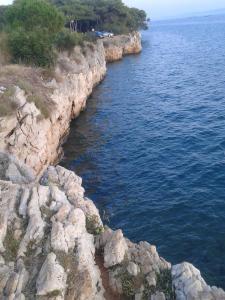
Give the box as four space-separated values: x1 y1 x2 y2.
0 180 20 252
104 229 128 268
71 222 105 299
51 207 86 253
95 227 113 250
127 262 140 276
0 264 13 293
18 186 47 257
151 292 166 300
103 32 142 62
50 185 71 211
36 252 67 297
0 152 35 184
18 188 30 218
4 272 20 296
172 262 225 300
128 241 171 275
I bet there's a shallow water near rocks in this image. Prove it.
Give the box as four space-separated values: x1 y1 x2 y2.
61 15 225 288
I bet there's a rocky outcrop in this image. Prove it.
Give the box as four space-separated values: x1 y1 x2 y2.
172 263 225 300
103 32 142 62
0 152 171 299
0 152 224 299
0 32 141 176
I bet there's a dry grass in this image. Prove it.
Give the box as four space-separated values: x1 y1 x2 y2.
0 86 18 117
0 64 56 119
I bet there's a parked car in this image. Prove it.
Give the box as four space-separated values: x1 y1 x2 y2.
95 31 104 38
102 31 114 38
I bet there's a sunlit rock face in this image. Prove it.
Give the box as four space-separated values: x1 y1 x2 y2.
103 32 142 62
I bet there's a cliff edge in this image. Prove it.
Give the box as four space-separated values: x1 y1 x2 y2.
0 32 141 176
0 33 224 300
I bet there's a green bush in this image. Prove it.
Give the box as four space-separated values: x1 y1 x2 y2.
5 0 64 67
55 29 84 52
8 28 56 67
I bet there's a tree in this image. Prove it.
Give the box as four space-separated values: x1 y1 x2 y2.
50 0 148 34
0 5 8 30
5 0 64 66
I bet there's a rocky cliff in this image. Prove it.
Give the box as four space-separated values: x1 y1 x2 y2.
0 32 225 300
0 32 142 176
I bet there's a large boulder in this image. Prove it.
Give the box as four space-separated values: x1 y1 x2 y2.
172 262 225 300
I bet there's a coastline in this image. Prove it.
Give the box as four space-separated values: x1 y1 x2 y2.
0 32 225 299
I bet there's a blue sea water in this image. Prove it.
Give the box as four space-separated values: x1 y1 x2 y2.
61 15 225 288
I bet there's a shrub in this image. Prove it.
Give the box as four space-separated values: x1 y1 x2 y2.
5 0 64 35
8 28 56 67
86 215 104 235
55 29 84 52
5 0 64 67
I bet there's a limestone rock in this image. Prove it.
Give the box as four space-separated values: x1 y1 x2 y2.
51 207 86 253
104 229 128 268
172 262 225 300
18 186 47 257
36 252 67 297
127 262 140 276
0 152 35 184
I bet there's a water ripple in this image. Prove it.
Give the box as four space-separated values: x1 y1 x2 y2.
62 15 225 288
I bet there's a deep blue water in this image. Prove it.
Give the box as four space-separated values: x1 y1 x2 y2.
61 15 225 288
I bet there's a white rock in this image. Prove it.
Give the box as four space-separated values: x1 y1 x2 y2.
127 262 140 276
172 262 225 300
36 252 67 297
18 187 46 257
104 229 128 268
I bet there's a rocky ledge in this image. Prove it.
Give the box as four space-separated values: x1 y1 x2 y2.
0 152 225 300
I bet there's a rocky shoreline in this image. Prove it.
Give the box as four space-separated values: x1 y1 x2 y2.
0 33 225 299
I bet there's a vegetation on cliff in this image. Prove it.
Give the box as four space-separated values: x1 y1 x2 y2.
0 0 147 67
50 0 148 34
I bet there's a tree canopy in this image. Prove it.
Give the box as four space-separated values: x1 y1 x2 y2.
5 0 64 66
50 0 147 33
0 5 8 30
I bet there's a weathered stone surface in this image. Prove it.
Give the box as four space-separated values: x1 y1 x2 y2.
172 262 225 300
36 252 67 297
104 229 128 268
103 32 142 62
18 186 47 257
127 261 140 276
51 207 86 253
0 152 35 184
